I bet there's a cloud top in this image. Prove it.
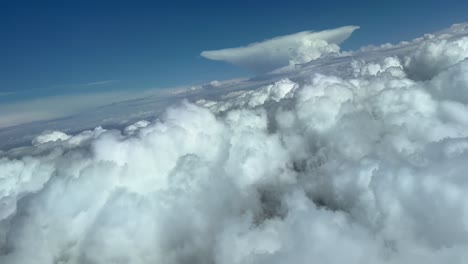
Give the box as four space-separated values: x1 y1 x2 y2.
3 57 468 263
201 26 359 73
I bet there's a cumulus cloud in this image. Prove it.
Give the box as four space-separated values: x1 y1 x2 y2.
2 23 468 264
201 26 359 73
32 131 71 146
197 78 297 112
123 120 150 135
428 59 468 103
404 37 468 80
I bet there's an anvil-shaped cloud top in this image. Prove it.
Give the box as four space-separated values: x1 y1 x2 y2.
201 26 359 73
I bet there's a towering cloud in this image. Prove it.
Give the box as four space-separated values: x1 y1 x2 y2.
201 26 359 73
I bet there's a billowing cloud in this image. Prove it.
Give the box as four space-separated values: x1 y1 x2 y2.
404 37 468 80
2 23 468 264
31 131 71 146
201 26 359 73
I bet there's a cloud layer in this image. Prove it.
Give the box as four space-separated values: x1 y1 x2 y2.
201 26 359 73
2 23 468 264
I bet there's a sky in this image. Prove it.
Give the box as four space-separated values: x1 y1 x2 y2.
1 0 468 103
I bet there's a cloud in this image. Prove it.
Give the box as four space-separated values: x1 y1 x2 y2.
404 37 468 80
197 78 297 112
85 80 120 86
201 26 359 73
0 91 138 129
0 83 200 130
123 120 150 135
2 23 468 264
31 131 71 146
428 58 468 103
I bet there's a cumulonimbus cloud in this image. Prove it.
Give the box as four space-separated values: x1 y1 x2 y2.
201 25 359 73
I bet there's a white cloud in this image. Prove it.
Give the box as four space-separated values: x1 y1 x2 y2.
404 37 468 80
197 78 297 112
428 59 468 103
201 26 359 73
32 131 71 146
0 92 134 129
85 80 120 86
2 23 468 264
209 80 222 87
123 120 150 135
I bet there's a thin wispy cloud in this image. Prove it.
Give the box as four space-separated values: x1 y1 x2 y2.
84 80 120 86
0 89 138 129
49 80 121 90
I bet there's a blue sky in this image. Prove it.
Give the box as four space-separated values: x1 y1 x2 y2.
1 0 468 103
